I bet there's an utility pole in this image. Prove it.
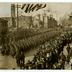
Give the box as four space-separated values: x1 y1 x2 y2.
17 4 19 30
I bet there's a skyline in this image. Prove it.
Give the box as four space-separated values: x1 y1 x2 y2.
0 3 72 20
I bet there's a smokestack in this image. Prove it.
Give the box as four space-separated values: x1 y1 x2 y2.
11 4 16 27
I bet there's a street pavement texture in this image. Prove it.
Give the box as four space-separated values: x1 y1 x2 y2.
0 47 37 69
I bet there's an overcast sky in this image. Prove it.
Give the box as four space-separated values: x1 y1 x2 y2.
0 3 11 17
0 3 72 18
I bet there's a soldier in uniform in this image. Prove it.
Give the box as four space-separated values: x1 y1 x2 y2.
66 44 71 63
45 48 52 69
1 44 6 55
15 44 21 68
68 47 72 69
20 48 25 69
59 52 66 69
5 44 10 55
66 44 70 54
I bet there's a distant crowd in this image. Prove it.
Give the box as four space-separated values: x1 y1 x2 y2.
24 31 72 69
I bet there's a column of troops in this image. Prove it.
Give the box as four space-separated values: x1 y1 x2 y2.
24 31 72 69
1 31 72 69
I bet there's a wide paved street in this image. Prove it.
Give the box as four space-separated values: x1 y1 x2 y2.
0 47 38 69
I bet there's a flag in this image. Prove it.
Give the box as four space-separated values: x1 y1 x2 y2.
21 3 46 13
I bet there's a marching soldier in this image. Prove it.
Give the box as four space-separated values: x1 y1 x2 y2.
1 44 6 55
15 45 21 68
60 52 66 69
66 44 70 54
66 44 71 63
20 48 25 69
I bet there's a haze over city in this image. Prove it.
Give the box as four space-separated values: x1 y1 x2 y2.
0 3 72 19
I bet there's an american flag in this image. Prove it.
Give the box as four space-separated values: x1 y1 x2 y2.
16 3 46 13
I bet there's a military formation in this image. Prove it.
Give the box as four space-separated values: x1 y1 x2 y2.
24 31 72 69
1 29 59 56
1 30 72 69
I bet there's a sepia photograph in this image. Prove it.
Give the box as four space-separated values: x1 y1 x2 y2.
0 2 72 70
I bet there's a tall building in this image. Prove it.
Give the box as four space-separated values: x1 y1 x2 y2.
47 16 58 28
11 4 16 27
